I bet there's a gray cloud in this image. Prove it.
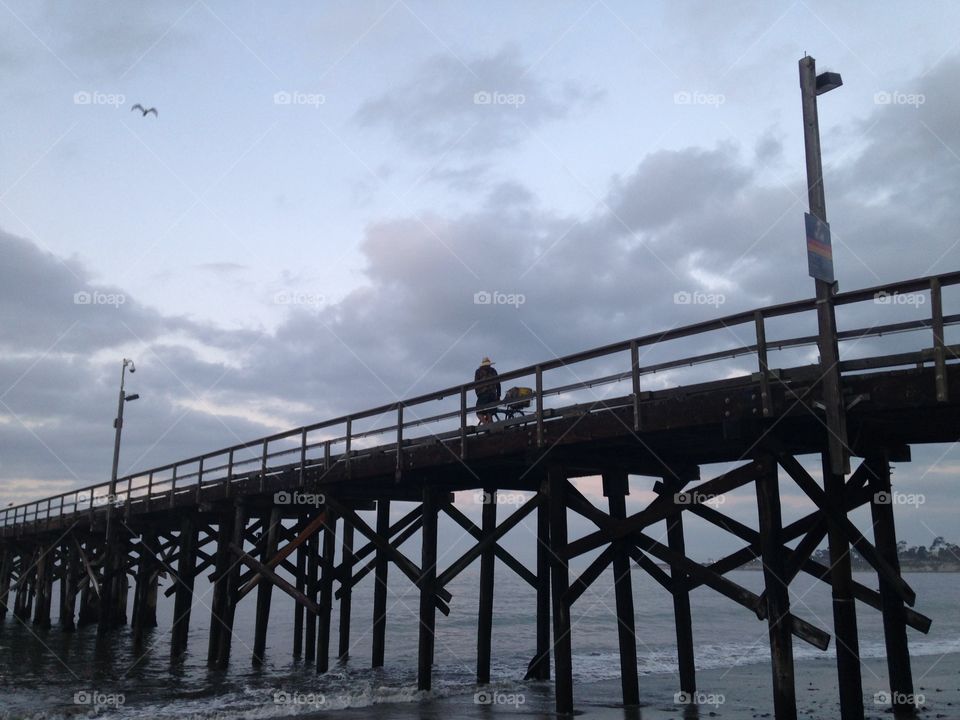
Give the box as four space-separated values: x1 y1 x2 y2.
355 45 603 156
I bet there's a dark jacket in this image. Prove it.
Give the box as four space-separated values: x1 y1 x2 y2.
474 365 500 402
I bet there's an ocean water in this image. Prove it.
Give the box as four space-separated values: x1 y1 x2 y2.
0 569 958 719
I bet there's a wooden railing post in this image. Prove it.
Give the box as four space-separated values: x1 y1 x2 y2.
535 365 544 447
460 387 467 458
395 405 404 481
260 439 268 492
755 310 772 417
195 458 204 503
345 418 352 477
931 277 948 402
299 428 307 488
630 340 641 431
169 466 178 509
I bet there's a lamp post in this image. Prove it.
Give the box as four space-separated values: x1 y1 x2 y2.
799 56 863 720
99 358 139 633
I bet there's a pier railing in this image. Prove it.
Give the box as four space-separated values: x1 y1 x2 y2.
4 270 958 531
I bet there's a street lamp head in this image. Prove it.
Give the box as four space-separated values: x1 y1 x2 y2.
123 358 136 373
125 393 140 402
815 71 843 95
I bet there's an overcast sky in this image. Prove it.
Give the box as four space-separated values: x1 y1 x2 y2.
2 1 959 561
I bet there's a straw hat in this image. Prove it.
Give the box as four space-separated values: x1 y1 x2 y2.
480 357 494 366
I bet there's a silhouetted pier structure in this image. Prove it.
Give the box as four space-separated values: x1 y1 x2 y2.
1 270 958 719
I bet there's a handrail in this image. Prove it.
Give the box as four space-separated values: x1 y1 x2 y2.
3 269 958 530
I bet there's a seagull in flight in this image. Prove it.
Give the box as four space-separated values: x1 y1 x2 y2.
131 104 158 118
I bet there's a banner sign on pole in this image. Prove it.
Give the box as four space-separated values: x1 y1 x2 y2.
805 212 834 283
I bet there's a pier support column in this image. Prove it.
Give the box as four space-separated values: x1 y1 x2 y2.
663 475 696 698
305 529 319 663
60 539 79 631
756 455 797 720
253 507 282 664
32 544 53 628
822 452 864 720
316 508 338 673
868 452 915 715
548 466 573 715
338 517 355 661
527 478 551 680
604 470 639 706
207 517 233 664
293 517 306 659
0 546 12 619
133 530 158 641
476 487 497 684
171 514 198 657
418 488 438 691
215 501 247 668
371 499 390 668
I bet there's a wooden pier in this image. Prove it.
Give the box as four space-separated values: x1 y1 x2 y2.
1 270 958 718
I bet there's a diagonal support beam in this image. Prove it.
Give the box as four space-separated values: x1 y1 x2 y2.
442 502 537 588
229 543 321 616
238 511 327 599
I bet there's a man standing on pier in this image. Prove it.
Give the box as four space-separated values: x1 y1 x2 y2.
474 357 500 424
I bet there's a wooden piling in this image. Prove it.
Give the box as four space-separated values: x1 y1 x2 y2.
548 467 574 714
822 452 864 720
604 470 639 706
338 518 355 661
305 529 319 663
372 499 390 668
33 544 53 628
418 488 438 691
171 514 198 657
868 453 915 713
755 456 797 720
253 507 282 663
0 547 11 619
316 509 338 673
207 517 233 663
60 539 78 631
293 517 306 659
526 481 551 680
215 501 247 668
663 477 696 697
476 487 496 684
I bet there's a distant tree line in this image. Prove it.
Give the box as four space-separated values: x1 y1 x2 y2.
737 537 959 571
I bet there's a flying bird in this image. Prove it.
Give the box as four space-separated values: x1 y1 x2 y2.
130 104 158 118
